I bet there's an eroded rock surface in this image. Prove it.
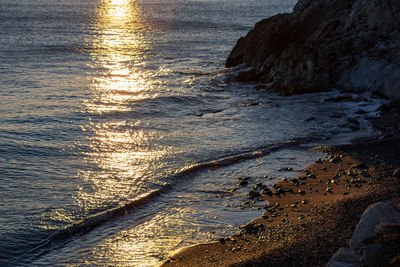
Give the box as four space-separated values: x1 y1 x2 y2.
328 202 400 266
226 0 400 99
350 202 400 250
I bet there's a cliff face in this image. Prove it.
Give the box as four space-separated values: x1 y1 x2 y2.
226 0 400 99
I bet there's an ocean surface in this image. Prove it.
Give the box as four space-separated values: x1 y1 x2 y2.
0 0 384 265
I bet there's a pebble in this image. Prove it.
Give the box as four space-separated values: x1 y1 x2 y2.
315 158 323 163
256 182 265 188
262 188 272 195
248 189 260 198
239 180 248 186
291 178 300 185
329 156 341 163
326 187 333 193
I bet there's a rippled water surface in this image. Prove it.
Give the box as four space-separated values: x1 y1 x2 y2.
0 0 383 265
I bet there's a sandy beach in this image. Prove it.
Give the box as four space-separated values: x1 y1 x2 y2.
162 100 400 266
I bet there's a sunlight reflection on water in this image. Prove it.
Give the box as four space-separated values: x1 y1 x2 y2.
78 0 175 264
85 0 155 114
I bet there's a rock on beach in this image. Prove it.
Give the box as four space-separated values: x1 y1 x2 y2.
226 0 400 99
349 202 400 250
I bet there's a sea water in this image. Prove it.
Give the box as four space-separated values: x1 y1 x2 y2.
0 0 383 265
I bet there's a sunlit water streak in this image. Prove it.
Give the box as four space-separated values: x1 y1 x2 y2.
0 0 384 265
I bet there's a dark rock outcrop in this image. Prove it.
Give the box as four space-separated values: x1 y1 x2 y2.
226 0 400 99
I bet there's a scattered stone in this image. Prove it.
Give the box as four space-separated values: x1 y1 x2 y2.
240 222 265 235
298 190 305 195
238 180 248 186
278 167 293 171
262 188 272 195
256 182 265 188
248 189 261 198
326 187 333 193
291 178 300 185
329 156 341 163
315 158 323 163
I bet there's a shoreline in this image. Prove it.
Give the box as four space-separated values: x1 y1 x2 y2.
162 101 400 266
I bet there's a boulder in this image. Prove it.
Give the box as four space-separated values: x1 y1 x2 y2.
349 202 400 250
326 248 362 267
373 222 400 243
226 0 400 99
361 243 394 267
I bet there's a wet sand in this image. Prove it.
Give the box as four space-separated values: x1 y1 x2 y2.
162 101 400 267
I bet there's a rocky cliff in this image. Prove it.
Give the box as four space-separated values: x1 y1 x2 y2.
226 0 400 99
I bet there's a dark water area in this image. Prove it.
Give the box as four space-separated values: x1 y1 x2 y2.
0 0 384 265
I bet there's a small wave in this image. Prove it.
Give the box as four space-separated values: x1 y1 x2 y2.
173 137 311 181
26 136 312 262
26 189 168 263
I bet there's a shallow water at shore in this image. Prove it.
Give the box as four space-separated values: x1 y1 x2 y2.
0 0 385 265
